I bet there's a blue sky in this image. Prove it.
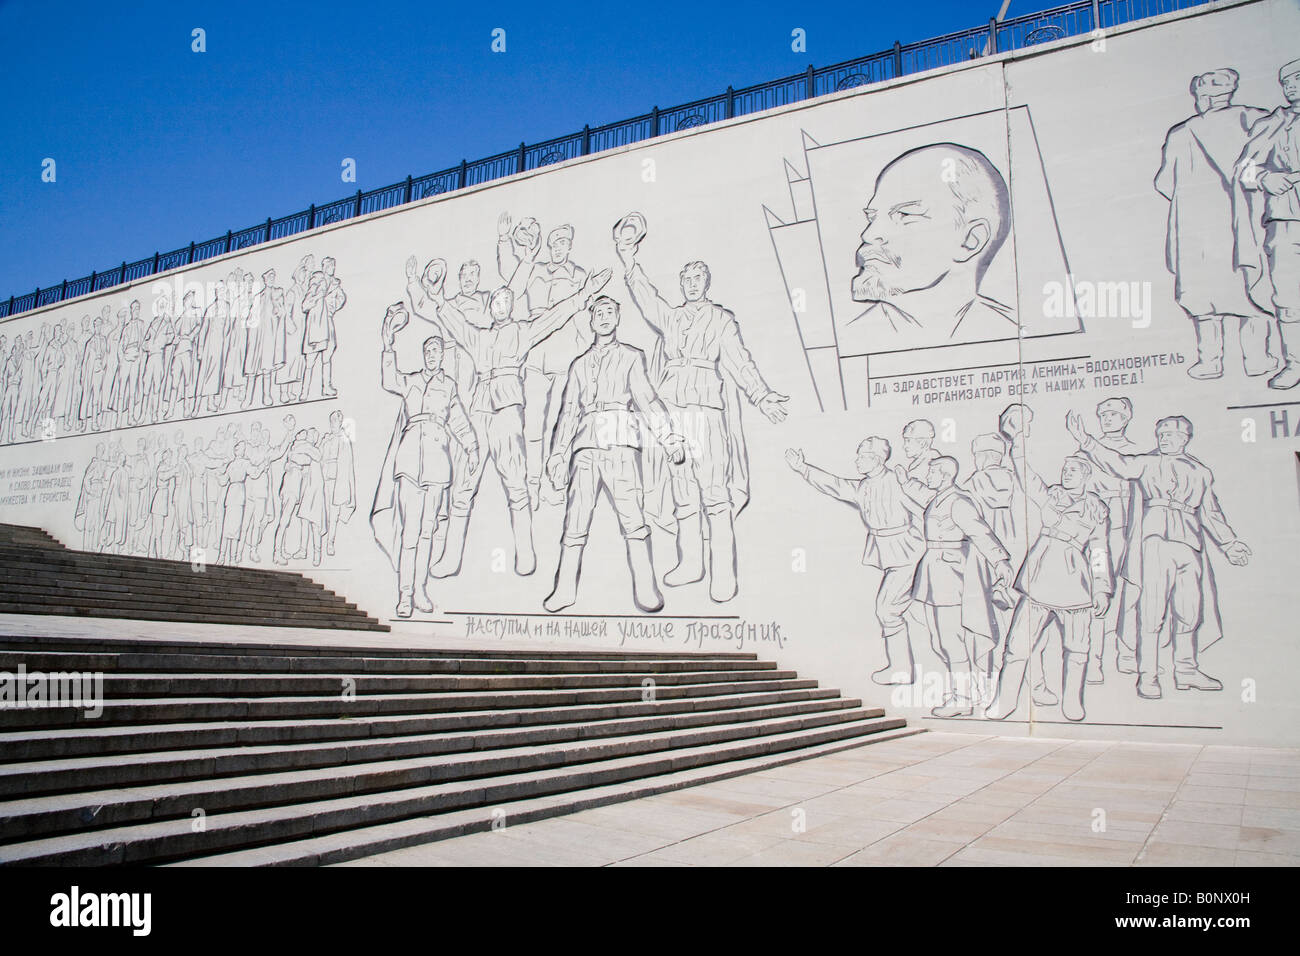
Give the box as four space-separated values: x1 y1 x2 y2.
0 0 1048 299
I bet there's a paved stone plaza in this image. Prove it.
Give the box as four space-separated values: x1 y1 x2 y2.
341 732 1300 867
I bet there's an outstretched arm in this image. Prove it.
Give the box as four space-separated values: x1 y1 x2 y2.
380 347 406 397
429 296 480 354
786 449 858 505
522 269 611 352
623 262 676 336
1067 411 1145 480
1199 476 1250 566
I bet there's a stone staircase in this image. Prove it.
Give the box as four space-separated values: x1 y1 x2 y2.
0 634 918 866
0 523 386 631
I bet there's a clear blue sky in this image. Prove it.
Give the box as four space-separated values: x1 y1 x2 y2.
0 0 1050 299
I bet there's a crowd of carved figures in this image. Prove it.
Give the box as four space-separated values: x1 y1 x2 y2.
789 397 1249 723
0 254 346 445
371 210 790 618
74 409 356 569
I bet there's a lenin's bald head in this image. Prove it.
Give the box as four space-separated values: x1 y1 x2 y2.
852 143 1010 305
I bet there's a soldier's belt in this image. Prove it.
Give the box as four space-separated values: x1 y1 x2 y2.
873 524 911 537
590 402 631 412
664 358 716 370
1147 497 1194 514
404 413 448 430
487 368 523 379
925 539 964 551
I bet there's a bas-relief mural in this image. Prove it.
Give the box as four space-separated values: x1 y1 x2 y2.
1 13 1297 742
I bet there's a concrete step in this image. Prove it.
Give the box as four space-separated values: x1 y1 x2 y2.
0 634 758 662
0 553 338 594
0 587 365 617
0 677 825 729
0 601 388 630
82 668 799 697
0 648 777 676
0 688 846 761
0 699 878 796
0 716 910 865
0 569 354 605
0 710 894 841
0 525 385 630
178 726 926 867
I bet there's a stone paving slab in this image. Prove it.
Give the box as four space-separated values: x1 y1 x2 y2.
341 732 1300 867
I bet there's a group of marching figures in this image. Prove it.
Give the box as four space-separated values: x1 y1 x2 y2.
0 254 347 445
370 211 790 618
73 409 356 568
789 398 1250 722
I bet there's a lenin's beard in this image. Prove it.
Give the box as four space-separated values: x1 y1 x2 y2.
851 250 905 303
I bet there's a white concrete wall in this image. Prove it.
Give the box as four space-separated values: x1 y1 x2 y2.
2 0 1297 745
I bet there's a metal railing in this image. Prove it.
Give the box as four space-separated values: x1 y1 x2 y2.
1 0 1212 320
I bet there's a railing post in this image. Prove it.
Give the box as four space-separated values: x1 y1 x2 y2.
353 189 363 218
119 262 126 283
988 17 998 54
152 251 159 274
187 242 195 264
1091 0 1100 29
89 272 95 292
404 175 413 203
60 280 67 301
459 160 468 189
265 217 272 242
582 124 591 155
224 231 232 253
7 297 12 314
651 106 659 136
517 141 527 173
725 85 734 119
309 204 316 228
806 63 815 99
893 40 902 76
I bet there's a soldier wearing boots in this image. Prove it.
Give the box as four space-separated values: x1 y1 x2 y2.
1067 412 1251 699
906 456 1014 717
542 295 685 614
1235 58 1300 390
614 212 788 603
785 438 923 685
985 445 1111 723
373 305 479 618
406 257 611 578
1155 69 1273 380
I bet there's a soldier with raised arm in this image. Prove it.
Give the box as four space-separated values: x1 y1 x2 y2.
985 441 1111 723
406 257 611 576
1067 411 1250 699
497 214 593 508
371 304 479 618
614 212 788 603
786 438 924 685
